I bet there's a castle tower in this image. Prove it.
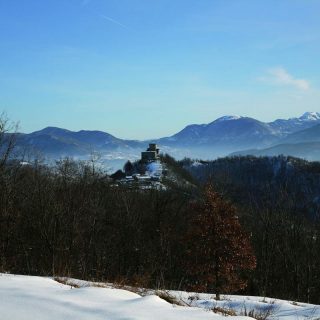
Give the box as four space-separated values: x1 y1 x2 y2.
141 143 160 162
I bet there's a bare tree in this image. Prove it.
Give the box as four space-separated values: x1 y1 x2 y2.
0 112 19 169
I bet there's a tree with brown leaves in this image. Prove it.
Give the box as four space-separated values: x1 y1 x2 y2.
185 185 256 300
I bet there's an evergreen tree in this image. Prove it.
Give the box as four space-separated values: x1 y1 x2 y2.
123 160 134 176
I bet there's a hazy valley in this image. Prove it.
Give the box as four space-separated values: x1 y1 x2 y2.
12 112 320 171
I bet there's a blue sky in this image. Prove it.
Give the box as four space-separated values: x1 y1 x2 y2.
1 0 320 139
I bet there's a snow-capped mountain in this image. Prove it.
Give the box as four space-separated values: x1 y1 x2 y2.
215 115 243 122
299 111 320 121
159 117 279 150
11 112 320 163
158 112 320 154
269 112 320 136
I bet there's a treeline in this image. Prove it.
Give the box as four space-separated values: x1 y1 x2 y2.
2 155 320 303
182 156 320 303
182 155 320 216
0 158 194 288
1 155 258 302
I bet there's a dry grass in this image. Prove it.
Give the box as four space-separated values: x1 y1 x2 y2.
53 277 80 288
213 306 237 316
53 276 150 296
154 290 185 306
240 301 279 320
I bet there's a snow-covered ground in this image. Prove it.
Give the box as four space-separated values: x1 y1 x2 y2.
146 160 163 178
168 291 320 320
0 274 246 320
1 274 319 320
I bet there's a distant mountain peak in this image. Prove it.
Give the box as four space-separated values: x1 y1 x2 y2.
33 126 72 135
299 112 320 121
215 115 242 122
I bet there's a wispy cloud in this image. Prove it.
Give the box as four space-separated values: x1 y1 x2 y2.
100 15 129 30
260 67 310 91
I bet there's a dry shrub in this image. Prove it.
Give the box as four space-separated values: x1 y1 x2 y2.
155 291 185 306
54 277 80 288
241 301 278 320
213 306 237 316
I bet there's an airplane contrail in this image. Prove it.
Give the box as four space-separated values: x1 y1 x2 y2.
100 15 129 30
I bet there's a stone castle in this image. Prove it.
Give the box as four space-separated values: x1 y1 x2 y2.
141 143 160 162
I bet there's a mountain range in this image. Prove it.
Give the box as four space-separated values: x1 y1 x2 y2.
11 112 320 168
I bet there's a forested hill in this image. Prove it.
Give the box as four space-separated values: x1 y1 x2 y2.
181 156 320 218
179 155 320 302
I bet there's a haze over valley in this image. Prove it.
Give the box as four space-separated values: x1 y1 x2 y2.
13 111 320 171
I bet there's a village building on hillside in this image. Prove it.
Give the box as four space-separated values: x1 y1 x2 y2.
114 143 165 190
141 143 160 162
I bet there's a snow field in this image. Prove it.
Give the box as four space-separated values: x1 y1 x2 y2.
0 274 244 320
1 274 319 320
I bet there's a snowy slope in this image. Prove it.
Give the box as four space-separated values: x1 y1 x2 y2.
146 161 163 178
0 274 246 320
168 291 320 320
1 274 319 320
